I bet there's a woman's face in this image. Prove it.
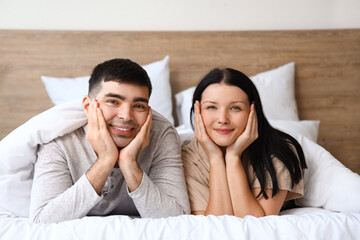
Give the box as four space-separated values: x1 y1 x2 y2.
200 83 250 147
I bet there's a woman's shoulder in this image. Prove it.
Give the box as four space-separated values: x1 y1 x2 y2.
182 139 208 165
182 139 205 155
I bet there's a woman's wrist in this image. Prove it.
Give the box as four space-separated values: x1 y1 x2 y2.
225 153 242 166
209 155 225 166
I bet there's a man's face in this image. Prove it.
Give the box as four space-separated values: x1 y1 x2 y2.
89 81 150 148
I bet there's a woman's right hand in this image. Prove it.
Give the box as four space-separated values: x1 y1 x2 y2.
226 103 258 159
194 101 223 159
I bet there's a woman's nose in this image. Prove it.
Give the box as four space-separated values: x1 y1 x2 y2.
217 110 229 125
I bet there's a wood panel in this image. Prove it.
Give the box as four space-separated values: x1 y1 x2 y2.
0 29 359 173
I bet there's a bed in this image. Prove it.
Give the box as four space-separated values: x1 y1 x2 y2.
0 29 360 239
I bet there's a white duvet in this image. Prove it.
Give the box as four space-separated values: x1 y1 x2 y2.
1 208 359 240
1 99 360 239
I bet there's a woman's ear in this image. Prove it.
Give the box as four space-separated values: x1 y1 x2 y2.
82 96 91 116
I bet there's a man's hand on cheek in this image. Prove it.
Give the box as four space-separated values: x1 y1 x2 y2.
86 99 118 167
118 107 152 169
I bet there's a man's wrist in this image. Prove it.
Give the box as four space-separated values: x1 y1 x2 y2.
120 160 143 192
86 157 117 195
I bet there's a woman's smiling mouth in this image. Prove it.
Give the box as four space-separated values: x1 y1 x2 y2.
214 128 234 135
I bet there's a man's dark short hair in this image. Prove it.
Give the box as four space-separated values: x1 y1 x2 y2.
88 58 152 97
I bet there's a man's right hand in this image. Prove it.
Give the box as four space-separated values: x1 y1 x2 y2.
85 99 118 195
86 99 118 165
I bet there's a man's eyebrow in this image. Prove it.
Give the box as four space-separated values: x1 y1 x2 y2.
104 93 149 103
104 93 125 100
133 97 149 103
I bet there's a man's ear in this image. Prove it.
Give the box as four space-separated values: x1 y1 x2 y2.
82 96 91 117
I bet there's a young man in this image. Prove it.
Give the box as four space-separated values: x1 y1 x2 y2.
29 59 190 223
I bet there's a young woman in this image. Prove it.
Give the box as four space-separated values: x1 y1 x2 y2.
182 68 306 217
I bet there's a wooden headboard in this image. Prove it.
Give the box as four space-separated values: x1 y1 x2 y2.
0 29 359 174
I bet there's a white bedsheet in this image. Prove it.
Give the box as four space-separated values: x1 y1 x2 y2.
1 208 359 240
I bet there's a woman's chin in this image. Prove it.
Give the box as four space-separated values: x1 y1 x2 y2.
213 139 235 148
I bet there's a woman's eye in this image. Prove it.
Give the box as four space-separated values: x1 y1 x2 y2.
206 106 216 110
231 106 241 111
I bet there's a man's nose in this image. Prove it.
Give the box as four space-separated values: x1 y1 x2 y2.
117 104 133 121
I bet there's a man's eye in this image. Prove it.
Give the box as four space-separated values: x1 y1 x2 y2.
134 104 146 110
107 99 118 105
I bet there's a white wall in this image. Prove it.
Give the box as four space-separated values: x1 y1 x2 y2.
0 0 359 30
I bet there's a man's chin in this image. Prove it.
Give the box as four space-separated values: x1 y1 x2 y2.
112 137 133 148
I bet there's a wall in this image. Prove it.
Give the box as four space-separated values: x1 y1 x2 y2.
0 0 359 30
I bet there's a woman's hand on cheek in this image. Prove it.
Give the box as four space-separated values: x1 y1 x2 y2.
194 101 222 159
226 103 258 159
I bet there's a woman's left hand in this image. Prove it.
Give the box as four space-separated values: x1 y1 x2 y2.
226 103 258 158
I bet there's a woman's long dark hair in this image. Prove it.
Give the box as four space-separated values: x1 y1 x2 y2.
190 68 307 199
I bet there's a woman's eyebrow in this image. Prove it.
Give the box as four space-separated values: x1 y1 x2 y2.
202 100 217 104
202 100 247 105
230 100 247 105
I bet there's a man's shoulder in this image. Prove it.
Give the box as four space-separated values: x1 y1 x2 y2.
151 110 174 129
50 126 87 146
149 110 179 145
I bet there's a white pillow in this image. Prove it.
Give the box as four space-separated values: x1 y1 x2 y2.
250 62 298 121
175 63 298 128
41 56 174 124
0 99 87 217
269 120 320 143
175 86 196 129
294 135 360 213
41 76 89 105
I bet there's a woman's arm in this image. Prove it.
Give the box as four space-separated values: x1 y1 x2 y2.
193 101 233 216
203 156 233 216
225 104 287 217
226 156 287 217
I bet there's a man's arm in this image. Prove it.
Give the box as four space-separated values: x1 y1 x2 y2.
127 121 191 217
85 100 119 194
116 107 152 192
29 140 103 223
30 101 119 223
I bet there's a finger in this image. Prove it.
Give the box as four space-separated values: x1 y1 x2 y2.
194 101 202 135
246 103 256 131
97 106 107 132
248 103 258 139
88 100 99 131
143 107 152 139
194 101 207 139
193 101 199 132
135 107 152 142
252 104 259 139
194 101 200 114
